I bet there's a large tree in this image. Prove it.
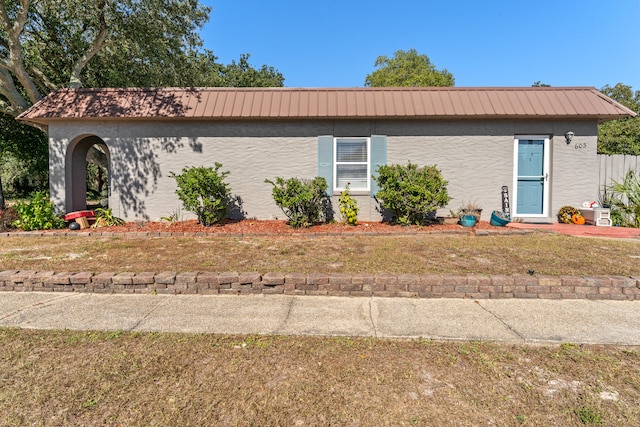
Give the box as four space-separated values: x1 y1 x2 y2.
0 0 205 206
0 0 215 116
207 54 284 88
364 49 454 87
0 0 284 205
598 83 640 155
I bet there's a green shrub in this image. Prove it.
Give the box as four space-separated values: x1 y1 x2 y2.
171 164 232 226
12 191 65 231
265 176 327 228
94 207 124 227
338 183 359 225
606 169 640 228
373 162 450 225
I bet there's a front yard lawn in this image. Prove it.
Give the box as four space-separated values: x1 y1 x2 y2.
1 233 639 276
2 328 639 426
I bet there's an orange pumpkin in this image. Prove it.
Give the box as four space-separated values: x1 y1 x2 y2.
572 214 586 225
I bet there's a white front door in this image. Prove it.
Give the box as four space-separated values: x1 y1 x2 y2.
513 136 550 218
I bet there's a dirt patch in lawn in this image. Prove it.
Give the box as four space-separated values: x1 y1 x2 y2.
2 328 639 426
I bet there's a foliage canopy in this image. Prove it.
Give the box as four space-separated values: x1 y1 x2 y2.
364 49 454 87
598 83 640 155
0 0 284 201
1 0 284 116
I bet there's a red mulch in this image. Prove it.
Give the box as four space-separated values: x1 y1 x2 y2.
28 218 501 235
0 203 503 234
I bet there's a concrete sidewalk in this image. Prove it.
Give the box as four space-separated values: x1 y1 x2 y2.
508 222 640 239
2 292 640 345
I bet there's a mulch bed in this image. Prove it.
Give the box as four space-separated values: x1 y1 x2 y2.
3 217 505 235
105 219 500 234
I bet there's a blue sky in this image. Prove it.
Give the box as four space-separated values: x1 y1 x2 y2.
201 0 640 90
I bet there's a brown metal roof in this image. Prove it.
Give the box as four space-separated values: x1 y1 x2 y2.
17 86 637 125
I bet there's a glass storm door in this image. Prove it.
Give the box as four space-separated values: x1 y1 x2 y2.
514 137 549 216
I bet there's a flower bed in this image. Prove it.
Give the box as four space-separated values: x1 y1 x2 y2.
6 218 505 235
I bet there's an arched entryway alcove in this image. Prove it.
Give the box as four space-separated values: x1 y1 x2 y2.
65 135 111 213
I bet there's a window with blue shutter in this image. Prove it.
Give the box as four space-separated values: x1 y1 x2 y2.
317 135 333 196
317 134 387 196
334 137 369 191
370 135 387 196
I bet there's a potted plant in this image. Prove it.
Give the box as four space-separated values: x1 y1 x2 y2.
458 201 482 220
459 214 477 227
490 210 511 226
440 210 460 225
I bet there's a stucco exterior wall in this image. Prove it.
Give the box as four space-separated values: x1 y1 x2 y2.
48 118 599 223
378 120 598 221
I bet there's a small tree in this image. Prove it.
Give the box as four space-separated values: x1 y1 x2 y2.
374 162 450 225
171 164 231 226
265 176 327 228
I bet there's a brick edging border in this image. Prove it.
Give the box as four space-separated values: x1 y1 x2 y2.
0 228 537 238
1 270 639 300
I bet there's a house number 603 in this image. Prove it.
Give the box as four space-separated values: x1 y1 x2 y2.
574 143 587 150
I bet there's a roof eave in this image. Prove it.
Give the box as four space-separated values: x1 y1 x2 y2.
15 116 50 128
19 113 634 124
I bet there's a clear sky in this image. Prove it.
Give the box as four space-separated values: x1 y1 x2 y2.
201 0 640 90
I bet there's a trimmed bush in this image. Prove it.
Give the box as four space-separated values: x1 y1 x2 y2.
265 176 327 228
171 164 232 226
12 191 65 231
373 162 450 225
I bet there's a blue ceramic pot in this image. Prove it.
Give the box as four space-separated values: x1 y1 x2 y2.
490 210 511 226
460 214 477 227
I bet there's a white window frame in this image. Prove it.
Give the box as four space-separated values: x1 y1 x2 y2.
333 137 371 192
512 135 551 218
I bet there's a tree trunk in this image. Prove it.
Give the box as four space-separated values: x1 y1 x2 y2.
0 174 5 210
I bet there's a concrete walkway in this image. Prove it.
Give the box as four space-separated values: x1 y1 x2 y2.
2 292 640 345
508 222 640 239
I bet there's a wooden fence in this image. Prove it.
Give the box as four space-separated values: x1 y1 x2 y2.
597 154 640 194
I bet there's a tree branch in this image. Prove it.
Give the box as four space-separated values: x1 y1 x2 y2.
3 0 29 40
69 0 108 88
0 0 42 106
0 67 29 115
28 64 58 92
0 1 11 33
0 56 11 71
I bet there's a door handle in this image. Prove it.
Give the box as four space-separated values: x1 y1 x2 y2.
545 173 548 182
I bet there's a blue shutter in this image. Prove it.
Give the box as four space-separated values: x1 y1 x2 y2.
317 135 334 196
370 135 387 196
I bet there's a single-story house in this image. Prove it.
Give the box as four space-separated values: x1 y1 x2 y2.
17 86 636 223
